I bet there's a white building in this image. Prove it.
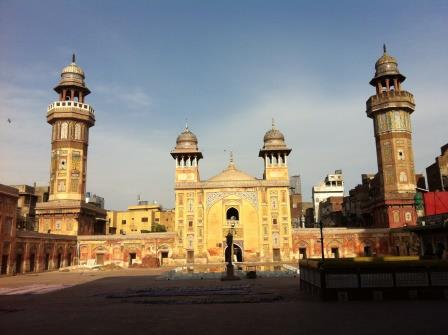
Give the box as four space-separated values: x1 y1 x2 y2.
312 170 344 223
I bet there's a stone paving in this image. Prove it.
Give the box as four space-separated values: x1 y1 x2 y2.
0 268 447 335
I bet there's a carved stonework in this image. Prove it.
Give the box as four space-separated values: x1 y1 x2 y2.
206 191 258 209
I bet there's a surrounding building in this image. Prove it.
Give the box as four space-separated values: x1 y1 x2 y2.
85 192 105 209
426 143 448 191
312 170 344 223
11 184 49 231
1 183 76 276
171 121 293 264
107 201 174 235
0 185 19 275
35 55 107 236
78 233 176 267
319 196 344 227
289 175 303 228
364 45 418 228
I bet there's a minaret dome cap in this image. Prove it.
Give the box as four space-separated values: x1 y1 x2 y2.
370 44 405 85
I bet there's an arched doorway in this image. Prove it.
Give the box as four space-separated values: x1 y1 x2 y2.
226 207 239 221
225 244 243 263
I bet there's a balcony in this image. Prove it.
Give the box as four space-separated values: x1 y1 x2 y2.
366 90 415 117
47 101 95 114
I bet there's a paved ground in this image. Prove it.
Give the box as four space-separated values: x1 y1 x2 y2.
0 268 447 335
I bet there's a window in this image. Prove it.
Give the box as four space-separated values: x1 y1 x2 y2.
299 248 307 259
55 221 62 230
399 171 408 183
226 207 239 220
188 221 193 228
122 220 126 225
272 218 278 225
405 212 412 222
141 217 148 223
61 122 68 139
74 123 81 140
398 149 405 160
331 247 339 258
364 246 372 257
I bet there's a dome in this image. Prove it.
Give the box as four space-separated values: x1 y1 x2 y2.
370 45 405 85
175 126 198 150
55 54 90 93
208 155 256 182
61 62 85 77
262 120 288 150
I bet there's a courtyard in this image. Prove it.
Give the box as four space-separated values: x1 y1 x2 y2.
0 268 447 335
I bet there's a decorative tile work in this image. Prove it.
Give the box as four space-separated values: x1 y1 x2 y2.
206 191 258 209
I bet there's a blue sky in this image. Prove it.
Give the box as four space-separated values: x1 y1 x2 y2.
1 0 447 210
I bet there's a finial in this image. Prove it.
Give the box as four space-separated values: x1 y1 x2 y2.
272 118 276 129
383 44 387 54
72 53 76 63
230 151 234 163
185 118 188 130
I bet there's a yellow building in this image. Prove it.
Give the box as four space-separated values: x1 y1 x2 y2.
107 202 174 235
171 122 293 264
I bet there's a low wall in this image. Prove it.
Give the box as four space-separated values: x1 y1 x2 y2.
299 257 448 300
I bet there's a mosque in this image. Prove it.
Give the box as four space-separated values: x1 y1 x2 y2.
0 46 431 274
171 121 293 263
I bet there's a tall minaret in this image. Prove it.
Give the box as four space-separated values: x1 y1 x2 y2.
47 54 95 201
259 119 291 181
170 124 203 183
366 45 417 227
36 55 105 236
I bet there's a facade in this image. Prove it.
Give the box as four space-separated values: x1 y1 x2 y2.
35 55 106 236
171 122 293 264
11 184 49 231
78 233 176 267
107 201 174 235
319 196 344 227
365 45 418 228
0 185 19 275
426 143 448 191
289 175 303 228
85 192 105 208
312 170 344 223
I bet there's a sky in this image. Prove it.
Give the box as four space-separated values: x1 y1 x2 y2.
0 0 447 210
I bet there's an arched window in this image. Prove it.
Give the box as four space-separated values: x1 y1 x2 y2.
399 171 407 183
74 123 81 140
61 122 68 139
226 207 239 220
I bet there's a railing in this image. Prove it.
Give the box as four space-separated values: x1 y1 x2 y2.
366 90 415 111
47 101 95 114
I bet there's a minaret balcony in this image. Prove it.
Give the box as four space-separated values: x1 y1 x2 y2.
47 101 95 114
366 90 415 117
47 101 95 125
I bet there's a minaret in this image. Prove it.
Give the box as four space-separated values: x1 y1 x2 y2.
47 54 95 201
170 124 203 183
36 55 106 236
259 119 291 181
366 45 417 227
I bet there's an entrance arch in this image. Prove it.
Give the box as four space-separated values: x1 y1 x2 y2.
226 207 239 220
225 244 243 263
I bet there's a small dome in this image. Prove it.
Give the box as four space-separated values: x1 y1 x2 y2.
61 62 85 77
262 120 287 150
370 45 405 85
55 54 89 93
175 127 198 150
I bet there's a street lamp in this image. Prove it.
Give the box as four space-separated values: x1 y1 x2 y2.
222 220 240 281
319 221 325 261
